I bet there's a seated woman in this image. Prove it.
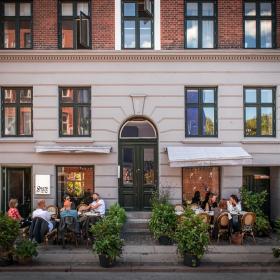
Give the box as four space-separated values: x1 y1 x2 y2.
60 200 78 219
212 199 229 239
191 191 201 206
7 198 22 222
60 195 75 212
227 194 242 233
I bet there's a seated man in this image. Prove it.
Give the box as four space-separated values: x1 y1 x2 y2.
89 193 106 217
32 199 55 232
60 200 78 219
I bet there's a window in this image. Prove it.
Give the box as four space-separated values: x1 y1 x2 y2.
185 87 217 137
122 0 154 49
185 1 217 48
1 88 33 137
244 1 275 48
0 1 32 49
59 87 91 137
244 87 275 137
58 0 91 49
57 166 94 208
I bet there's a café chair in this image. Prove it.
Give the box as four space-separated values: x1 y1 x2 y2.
47 205 58 219
190 203 199 211
174 204 185 213
241 212 256 245
197 212 211 224
217 212 230 244
77 204 88 213
58 216 79 249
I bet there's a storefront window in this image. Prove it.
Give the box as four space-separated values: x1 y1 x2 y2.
57 166 94 207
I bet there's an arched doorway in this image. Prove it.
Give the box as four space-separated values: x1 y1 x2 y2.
118 117 158 211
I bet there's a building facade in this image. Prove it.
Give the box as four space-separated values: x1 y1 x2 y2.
0 0 280 219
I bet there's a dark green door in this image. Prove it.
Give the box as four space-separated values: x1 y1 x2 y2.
1 167 32 218
119 141 158 211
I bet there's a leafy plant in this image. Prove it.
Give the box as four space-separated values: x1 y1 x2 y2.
149 203 177 239
175 208 209 260
150 189 170 208
255 215 271 236
107 203 126 224
0 213 20 251
15 240 38 258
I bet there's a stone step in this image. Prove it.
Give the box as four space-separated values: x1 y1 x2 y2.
126 211 151 220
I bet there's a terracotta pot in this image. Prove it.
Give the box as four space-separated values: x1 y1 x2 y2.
158 236 173 245
98 254 116 268
231 232 243 245
183 253 200 267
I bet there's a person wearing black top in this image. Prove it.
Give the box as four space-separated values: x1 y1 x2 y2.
191 191 201 205
202 192 218 211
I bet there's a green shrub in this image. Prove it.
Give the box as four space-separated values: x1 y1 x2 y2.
255 215 271 236
107 203 126 224
150 190 170 208
15 240 38 258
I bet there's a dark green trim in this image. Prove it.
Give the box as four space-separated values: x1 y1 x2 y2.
243 87 276 137
185 86 218 137
1 87 33 137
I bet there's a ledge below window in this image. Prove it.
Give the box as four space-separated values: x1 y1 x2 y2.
55 138 94 143
0 138 36 143
182 138 222 144
241 139 280 144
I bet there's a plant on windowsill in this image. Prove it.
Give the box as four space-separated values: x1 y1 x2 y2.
14 240 38 265
175 208 209 267
0 213 20 266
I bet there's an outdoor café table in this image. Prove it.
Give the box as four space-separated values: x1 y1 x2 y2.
78 211 101 240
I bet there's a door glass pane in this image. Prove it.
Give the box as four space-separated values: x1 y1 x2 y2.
77 2 89 15
61 88 74 103
187 89 199 103
20 89 32 103
77 107 91 135
140 20 151 48
245 2 256 16
124 20 135 48
144 148 155 185
260 20 272 48
261 89 273 103
245 20 256 48
202 107 215 136
245 89 257 103
20 3 32 16
76 88 90 103
62 20 74 48
123 148 134 185
4 3 15 16
186 2 198 16
124 2 136 16
61 107 74 135
19 107 32 135
4 107 16 136
202 3 214 16
260 2 272 16
202 20 214 48
186 20 198 48
245 107 257 136
4 21 16 48
121 120 156 138
261 107 273 135
20 21 32 48
62 3 73 16
203 89 215 103
187 108 199 136
4 89 17 103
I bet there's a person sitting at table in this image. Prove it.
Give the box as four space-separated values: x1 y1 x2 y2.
191 191 201 206
88 193 106 217
210 193 218 209
227 194 242 233
202 192 217 211
7 198 22 222
60 195 75 212
212 199 230 239
60 200 78 219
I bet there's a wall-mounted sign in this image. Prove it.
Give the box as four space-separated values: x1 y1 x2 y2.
35 175 51 195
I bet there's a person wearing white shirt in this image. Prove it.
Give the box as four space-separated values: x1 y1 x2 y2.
32 199 54 232
227 194 242 233
89 193 106 216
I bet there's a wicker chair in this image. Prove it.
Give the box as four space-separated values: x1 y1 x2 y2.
190 203 199 211
77 204 89 213
47 205 58 219
197 212 211 224
241 212 256 244
217 212 230 243
174 204 184 212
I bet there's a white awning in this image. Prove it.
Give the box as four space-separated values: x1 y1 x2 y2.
35 145 112 154
167 146 252 167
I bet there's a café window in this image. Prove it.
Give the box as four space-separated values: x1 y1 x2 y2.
59 87 91 137
0 1 32 49
1 88 33 137
57 166 94 208
183 167 220 204
122 0 154 49
244 0 275 48
185 0 217 48
59 0 91 49
185 87 218 137
244 87 276 137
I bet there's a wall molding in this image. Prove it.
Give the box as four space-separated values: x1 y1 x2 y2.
0 50 280 62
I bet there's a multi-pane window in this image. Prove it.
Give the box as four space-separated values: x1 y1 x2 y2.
59 87 91 137
244 87 276 137
185 87 218 137
1 88 33 137
58 0 91 49
244 1 275 48
122 0 154 49
0 1 32 49
185 0 217 48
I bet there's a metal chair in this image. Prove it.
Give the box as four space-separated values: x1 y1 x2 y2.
217 212 230 243
241 212 256 244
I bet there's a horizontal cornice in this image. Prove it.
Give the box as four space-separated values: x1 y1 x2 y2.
0 50 280 62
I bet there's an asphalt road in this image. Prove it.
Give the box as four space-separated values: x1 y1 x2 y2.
1 272 280 280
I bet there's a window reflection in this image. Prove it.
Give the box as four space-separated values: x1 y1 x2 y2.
4 21 16 48
4 107 16 136
245 20 256 48
123 148 134 185
144 148 155 185
61 107 74 136
202 107 215 136
140 20 152 48
261 107 273 136
245 107 257 136
187 108 199 136
20 21 32 48
19 107 32 135
124 20 136 48
260 20 272 48
62 20 74 48
186 20 198 48
202 21 214 48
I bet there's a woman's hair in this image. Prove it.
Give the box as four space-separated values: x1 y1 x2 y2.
218 199 227 210
230 194 239 203
9 198 18 208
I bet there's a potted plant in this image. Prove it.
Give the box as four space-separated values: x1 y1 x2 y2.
175 208 209 267
15 240 38 265
149 202 177 245
107 203 126 225
0 213 20 266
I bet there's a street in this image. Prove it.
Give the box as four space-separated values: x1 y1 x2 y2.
1 272 280 280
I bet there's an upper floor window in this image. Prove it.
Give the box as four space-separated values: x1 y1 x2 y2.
244 0 275 48
244 87 276 137
122 0 154 49
1 88 33 137
58 0 91 49
0 1 32 49
185 87 218 137
59 87 91 137
185 1 217 48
